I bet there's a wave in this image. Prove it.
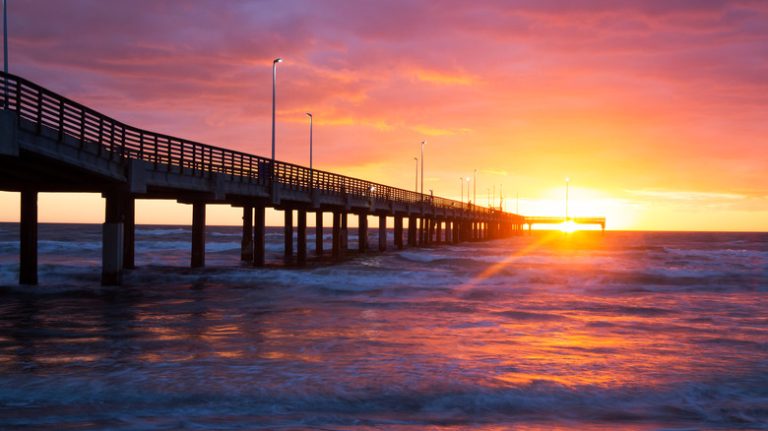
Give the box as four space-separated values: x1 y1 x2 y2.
136 228 191 236
0 373 765 429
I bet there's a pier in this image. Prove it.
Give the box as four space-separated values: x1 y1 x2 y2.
0 72 525 286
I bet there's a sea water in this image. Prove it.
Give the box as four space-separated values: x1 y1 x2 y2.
0 223 766 430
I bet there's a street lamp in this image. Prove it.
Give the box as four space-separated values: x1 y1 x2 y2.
420 140 425 199
271 57 282 162
460 177 464 205
306 113 313 169
413 157 418 193
466 176 471 208
3 0 8 107
306 112 313 189
473 169 477 208
565 177 570 220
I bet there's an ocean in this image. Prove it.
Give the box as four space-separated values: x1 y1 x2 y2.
0 223 766 430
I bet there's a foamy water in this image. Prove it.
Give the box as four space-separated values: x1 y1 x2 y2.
0 224 766 430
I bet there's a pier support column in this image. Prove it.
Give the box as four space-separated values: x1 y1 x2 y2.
394 215 403 250
332 211 341 260
253 204 265 267
407 215 417 247
123 196 135 269
284 209 293 265
20 190 38 285
418 217 425 246
358 213 368 252
436 219 442 244
297 209 307 266
340 212 348 258
102 192 125 285
378 214 387 252
315 211 323 256
241 206 253 262
191 202 206 268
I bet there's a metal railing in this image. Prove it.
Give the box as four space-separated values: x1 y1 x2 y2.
1 71 504 215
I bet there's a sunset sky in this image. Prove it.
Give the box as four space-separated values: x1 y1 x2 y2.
1 0 766 231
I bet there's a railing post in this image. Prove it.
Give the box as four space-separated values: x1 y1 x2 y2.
138 131 144 161
57 99 64 141
98 117 105 157
79 108 86 148
35 88 42 135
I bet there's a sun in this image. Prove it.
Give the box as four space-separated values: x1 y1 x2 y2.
559 220 577 233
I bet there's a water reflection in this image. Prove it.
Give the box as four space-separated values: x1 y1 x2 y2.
0 230 766 429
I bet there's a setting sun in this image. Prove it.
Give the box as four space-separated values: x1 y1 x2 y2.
559 220 577 233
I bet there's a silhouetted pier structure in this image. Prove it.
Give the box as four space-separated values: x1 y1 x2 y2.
0 72 525 286
523 216 606 232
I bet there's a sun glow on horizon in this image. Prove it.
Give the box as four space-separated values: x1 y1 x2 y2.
559 220 577 233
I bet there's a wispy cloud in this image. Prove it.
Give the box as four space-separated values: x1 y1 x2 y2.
627 189 745 201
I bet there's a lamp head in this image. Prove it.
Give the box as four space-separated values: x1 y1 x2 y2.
274 57 283 64
306 112 312 118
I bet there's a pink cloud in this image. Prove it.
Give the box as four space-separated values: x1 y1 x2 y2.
3 0 767 229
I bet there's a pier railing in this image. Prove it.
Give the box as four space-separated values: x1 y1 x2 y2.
1 72 499 215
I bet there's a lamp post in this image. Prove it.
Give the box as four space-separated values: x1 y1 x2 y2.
3 0 7 107
271 57 282 162
460 177 464 206
473 169 477 208
420 140 425 199
466 177 471 208
565 177 570 220
413 157 418 193
306 112 313 188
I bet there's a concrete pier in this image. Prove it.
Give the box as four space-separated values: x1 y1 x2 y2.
20 190 38 285
191 202 206 268
358 213 368 252
378 215 387 251
408 216 417 247
102 192 125 285
332 211 341 260
315 211 323 256
123 196 135 269
0 70 534 285
394 215 404 250
284 209 293 265
241 206 253 262
253 204 265 267
297 209 307 266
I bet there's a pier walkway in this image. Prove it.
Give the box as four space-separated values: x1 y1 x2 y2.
0 72 525 285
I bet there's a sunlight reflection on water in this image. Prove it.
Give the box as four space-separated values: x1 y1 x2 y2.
0 226 766 429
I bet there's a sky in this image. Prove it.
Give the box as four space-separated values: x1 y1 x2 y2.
1 0 766 230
